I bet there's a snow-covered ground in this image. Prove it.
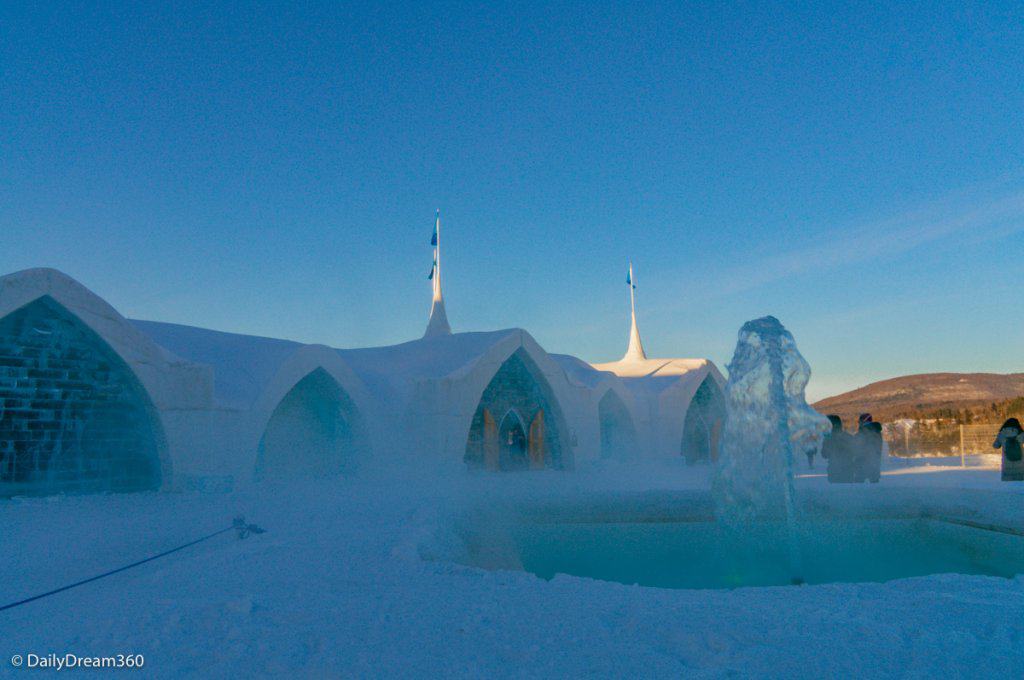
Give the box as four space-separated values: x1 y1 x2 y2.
2 458 1022 679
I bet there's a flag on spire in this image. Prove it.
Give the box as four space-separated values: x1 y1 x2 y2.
623 261 646 361
424 209 451 337
428 209 439 280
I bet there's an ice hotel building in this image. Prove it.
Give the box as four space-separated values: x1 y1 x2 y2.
0 228 725 496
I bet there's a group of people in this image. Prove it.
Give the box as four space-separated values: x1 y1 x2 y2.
817 413 883 483
813 414 1024 484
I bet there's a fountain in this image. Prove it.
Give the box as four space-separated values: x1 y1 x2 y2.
446 317 1024 590
711 316 830 582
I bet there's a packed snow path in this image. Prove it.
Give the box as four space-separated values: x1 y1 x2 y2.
2 462 1022 678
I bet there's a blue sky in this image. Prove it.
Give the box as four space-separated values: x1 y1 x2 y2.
2 2 1022 400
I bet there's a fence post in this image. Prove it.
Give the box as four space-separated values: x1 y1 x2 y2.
959 424 966 468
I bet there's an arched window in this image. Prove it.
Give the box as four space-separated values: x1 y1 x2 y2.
464 349 567 471
256 368 365 480
0 297 163 496
681 375 725 464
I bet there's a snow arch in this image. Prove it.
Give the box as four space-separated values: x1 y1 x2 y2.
464 348 570 471
256 368 367 480
598 389 638 460
681 374 726 464
0 296 165 496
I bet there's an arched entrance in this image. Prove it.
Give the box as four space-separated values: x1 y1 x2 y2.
598 390 637 460
256 368 364 480
0 297 163 496
464 348 567 471
498 409 528 471
681 375 725 464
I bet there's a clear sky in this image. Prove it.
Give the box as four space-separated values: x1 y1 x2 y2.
2 2 1022 401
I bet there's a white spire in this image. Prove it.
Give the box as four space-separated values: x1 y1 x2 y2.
623 261 646 361
424 209 452 338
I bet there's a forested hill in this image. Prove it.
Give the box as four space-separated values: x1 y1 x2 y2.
813 373 1024 423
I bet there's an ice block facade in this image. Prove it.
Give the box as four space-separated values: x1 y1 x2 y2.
0 297 161 496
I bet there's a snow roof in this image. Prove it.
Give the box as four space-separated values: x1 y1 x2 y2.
589 357 714 394
131 310 713 410
550 353 616 389
0 268 194 370
130 320 304 410
0 267 589 417
337 328 525 405
130 319 535 411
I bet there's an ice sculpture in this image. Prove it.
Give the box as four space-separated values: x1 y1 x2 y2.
713 316 829 523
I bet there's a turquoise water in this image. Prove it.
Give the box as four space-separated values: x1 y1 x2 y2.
468 518 1024 589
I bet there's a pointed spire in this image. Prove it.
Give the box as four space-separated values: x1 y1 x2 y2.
424 209 452 338
623 261 646 361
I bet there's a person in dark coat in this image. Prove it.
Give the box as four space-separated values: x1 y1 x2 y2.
993 418 1024 482
821 415 855 483
855 413 883 483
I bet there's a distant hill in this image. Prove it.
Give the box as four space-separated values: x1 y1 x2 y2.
813 372 1024 423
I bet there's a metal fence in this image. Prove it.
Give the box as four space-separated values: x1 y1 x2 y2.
883 422 1001 463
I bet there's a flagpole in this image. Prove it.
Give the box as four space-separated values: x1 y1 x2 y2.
424 208 452 337
629 262 636 321
435 209 441 297
623 261 647 361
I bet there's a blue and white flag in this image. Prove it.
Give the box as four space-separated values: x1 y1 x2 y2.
428 254 436 280
431 210 439 246
626 267 635 289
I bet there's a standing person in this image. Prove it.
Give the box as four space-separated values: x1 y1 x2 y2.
805 445 816 469
821 415 853 482
855 413 883 483
993 418 1024 482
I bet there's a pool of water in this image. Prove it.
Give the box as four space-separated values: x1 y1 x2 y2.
460 517 1024 589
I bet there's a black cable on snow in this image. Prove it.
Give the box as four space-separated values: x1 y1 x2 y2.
0 517 265 613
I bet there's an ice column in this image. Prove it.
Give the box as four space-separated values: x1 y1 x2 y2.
712 316 829 523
